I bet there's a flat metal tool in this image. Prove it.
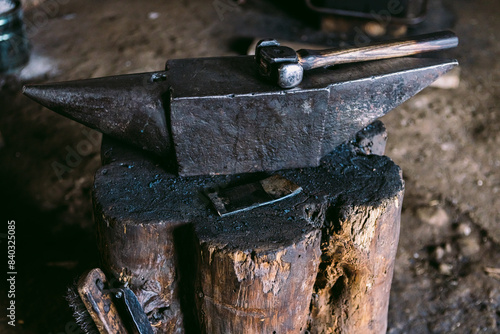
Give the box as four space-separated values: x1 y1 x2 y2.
207 174 302 216
114 287 154 334
23 31 458 176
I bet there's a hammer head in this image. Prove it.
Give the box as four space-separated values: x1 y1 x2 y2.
256 39 304 89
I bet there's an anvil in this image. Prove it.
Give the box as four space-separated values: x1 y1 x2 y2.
24 54 457 176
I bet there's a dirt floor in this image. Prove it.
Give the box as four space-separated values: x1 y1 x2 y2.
0 0 499 333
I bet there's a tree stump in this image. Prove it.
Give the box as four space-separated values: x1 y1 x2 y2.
93 120 403 334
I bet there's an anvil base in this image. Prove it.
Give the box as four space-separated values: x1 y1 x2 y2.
93 121 403 333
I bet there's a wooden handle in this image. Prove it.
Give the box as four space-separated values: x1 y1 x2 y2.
297 31 458 71
78 268 129 334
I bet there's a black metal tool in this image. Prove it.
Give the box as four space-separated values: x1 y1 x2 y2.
256 30 458 88
113 287 155 334
23 33 457 177
207 174 302 216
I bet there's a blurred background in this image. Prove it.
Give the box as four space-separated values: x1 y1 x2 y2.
0 0 498 333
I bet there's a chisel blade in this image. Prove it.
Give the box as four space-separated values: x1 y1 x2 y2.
207 174 302 216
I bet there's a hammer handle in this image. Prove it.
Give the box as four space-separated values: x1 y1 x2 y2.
297 31 458 71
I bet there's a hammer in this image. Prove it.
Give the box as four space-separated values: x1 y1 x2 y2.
256 31 458 88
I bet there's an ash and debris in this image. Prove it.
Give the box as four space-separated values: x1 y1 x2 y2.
0 0 499 333
389 196 500 333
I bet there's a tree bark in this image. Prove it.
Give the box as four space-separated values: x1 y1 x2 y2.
93 120 403 333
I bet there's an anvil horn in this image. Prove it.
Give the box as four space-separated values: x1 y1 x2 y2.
23 56 457 176
23 72 172 157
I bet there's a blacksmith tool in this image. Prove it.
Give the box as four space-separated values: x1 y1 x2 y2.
256 30 457 88
207 174 302 216
23 31 458 176
66 268 154 334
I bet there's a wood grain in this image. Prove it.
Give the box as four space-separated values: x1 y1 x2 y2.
297 31 458 70
93 120 403 333
78 268 129 334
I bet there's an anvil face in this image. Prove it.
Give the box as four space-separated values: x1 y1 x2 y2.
166 56 456 175
23 55 457 176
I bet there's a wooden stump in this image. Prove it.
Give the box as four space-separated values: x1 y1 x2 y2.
93 120 403 333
